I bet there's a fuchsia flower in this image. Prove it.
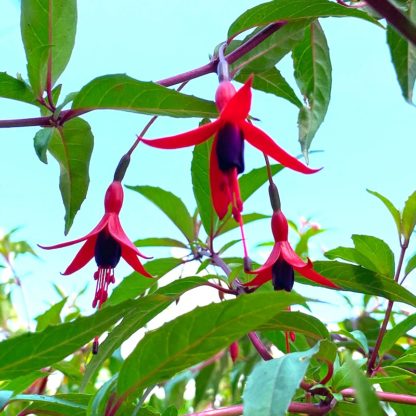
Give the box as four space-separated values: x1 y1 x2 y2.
40 181 152 309
245 210 337 290
141 77 319 221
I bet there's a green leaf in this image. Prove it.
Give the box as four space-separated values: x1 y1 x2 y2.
337 330 369 355
387 1 416 103
20 0 77 97
231 20 310 73
311 261 416 307
106 258 183 306
81 277 206 390
259 311 329 341
236 67 302 108
402 190 416 240
72 74 217 118
228 0 379 39
162 405 178 416
0 371 44 395
332 358 367 392
392 352 416 367
293 21 331 159
87 376 117 416
367 189 401 237
33 128 54 164
0 293 176 379
35 298 67 332
7 393 89 416
0 72 36 105
117 291 304 395
127 185 194 243
380 314 416 356
405 252 416 276
191 139 215 235
48 118 93 234
345 355 384 416
325 234 395 278
134 237 187 249
216 213 270 236
243 343 320 416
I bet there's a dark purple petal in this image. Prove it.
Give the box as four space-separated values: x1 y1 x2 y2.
94 231 122 268
216 123 245 173
272 257 294 292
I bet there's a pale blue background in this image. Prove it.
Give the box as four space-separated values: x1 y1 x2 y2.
0 0 415 327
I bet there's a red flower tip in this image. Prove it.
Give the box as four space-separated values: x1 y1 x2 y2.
271 210 289 242
104 181 124 214
215 81 237 111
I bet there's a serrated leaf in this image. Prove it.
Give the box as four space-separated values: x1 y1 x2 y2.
380 314 416 356
106 258 183 306
117 291 304 395
325 235 395 278
192 139 215 235
72 74 217 118
311 261 416 307
402 190 416 240
293 21 331 159
35 297 67 332
127 185 194 243
81 277 206 390
48 118 93 234
0 72 36 104
243 343 320 416
228 0 378 39
134 237 187 249
20 0 77 97
236 67 302 108
345 355 384 416
367 189 401 237
387 1 416 103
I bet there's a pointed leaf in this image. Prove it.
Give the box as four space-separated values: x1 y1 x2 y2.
345 355 384 416
405 252 416 276
21 0 77 97
35 297 67 332
33 128 53 164
243 343 320 416
402 190 416 240
106 258 183 306
87 376 117 416
236 67 302 108
72 74 217 118
293 21 331 158
311 261 416 307
387 1 416 103
228 0 378 39
81 277 206 390
367 189 401 236
216 213 270 237
0 72 36 105
380 314 416 356
48 118 93 234
192 138 216 235
127 185 194 243
134 237 187 249
117 291 304 395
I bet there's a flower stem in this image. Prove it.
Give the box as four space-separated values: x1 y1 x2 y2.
366 240 408 374
247 331 273 360
365 0 416 46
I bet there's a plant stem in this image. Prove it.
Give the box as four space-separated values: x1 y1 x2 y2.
247 331 273 360
365 0 416 46
366 241 408 374
341 388 416 405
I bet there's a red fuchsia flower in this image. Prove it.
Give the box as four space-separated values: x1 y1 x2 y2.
40 181 152 310
244 210 337 291
141 77 319 223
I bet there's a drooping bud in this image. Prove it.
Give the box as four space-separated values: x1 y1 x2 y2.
229 342 239 363
271 257 294 292
268 183 281 212
271 210 289 242
113 154 131 182
104 181 124 214
216 123 244 173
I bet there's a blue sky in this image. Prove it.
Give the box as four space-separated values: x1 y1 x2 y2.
0 0 415 325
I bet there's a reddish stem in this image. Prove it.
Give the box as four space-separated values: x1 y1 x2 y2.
341 388 416 405
365 0 416 46
247 332 273 360
203 281 238 295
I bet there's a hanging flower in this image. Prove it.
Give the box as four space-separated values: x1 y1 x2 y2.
141 77 319 221
40 181 152 310
244 210 337 290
